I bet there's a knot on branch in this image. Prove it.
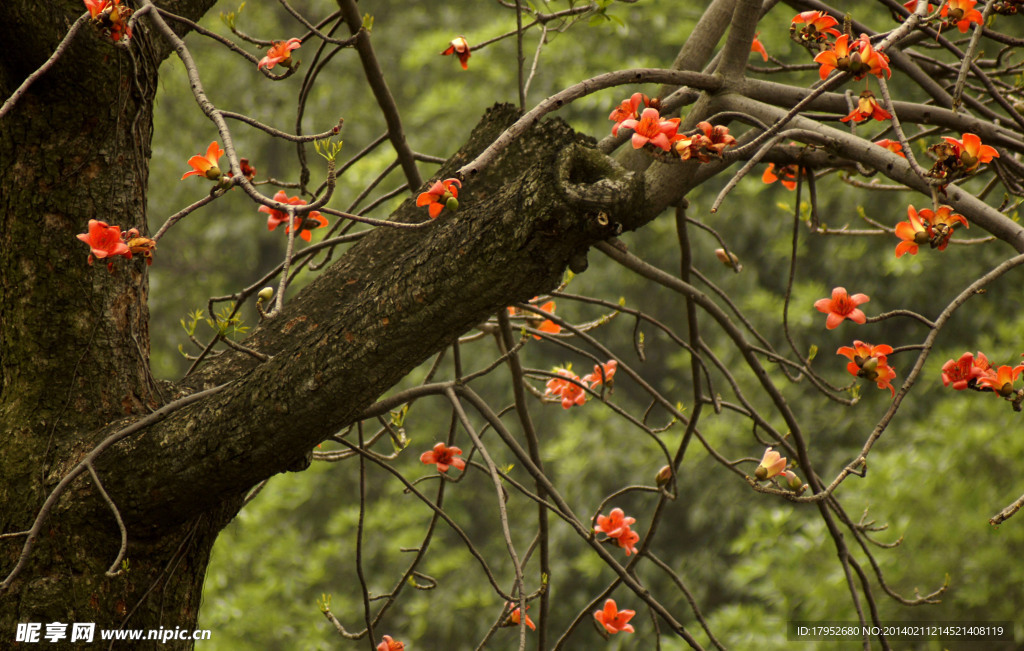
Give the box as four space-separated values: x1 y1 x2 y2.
555 143 641 214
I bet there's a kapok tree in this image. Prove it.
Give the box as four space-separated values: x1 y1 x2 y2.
2 0 1023 649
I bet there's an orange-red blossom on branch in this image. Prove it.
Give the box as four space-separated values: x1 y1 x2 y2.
417 178 461 219
895 205 968 257
258 38 302 70
593 599 636 635
841 90 892 123
814 34 891 80
181 141 225 182
501 603 536 631
814 287 870 329
941 0 984 32
594 507 640 556
376 635 404 651
790 10 841 47
84 0 132 42
441 36 471 70
258 190 328 242
77 220 155 272
419 442 466 473
838 341 897 397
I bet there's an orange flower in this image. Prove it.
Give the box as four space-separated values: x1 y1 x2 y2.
894 205 931 257
837 341 897 396
762 163 799 190
903 0 936 12
940 133 999 172
502 603 536 630
181 141 224 181
875 139 906 158
124 228 156 266
618 107 679 152
751 33 768 61
978 365 1024 397
813 33 854 79
609 93 650 136
77 219 130 267
814 287 870 329
941 0 983 32
376 635 404 651
416 178 461 219
593 599 636 635
924 205 969 250
941 351 990 390
841 90 892 123
755 447 787 480
594 508 636 538
533 301 561 340
84 0 133 42
790 10 841 44
258 38 302 70
615 528 640 555
419 442 466 473
545 368 587 409
442 36 471 70
675 122 736 162
814 34 890 80
855 36 892 79
258 190 327 242
582 360 618 387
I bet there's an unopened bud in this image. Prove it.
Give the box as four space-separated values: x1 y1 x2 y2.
781 470 804 493
655 465 673 487
714 248 742 271
257 287 274 302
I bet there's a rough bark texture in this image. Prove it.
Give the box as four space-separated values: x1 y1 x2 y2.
0 4 644 648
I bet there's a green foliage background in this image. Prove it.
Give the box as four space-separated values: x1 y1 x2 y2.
146 1 1024 648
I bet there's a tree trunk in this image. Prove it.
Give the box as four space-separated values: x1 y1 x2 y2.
0 5 646 648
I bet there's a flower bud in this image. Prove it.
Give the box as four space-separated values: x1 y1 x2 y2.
655 465 673 487
257 287 274 302
781 470 804 493
445 196 459 213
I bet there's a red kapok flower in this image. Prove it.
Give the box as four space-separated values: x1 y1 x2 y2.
755 447 787 480
615 527 640 555
442 36 471 70
582 360 618 388
924 205 969 250
544 367 587 409
594 508 636 538
533 301 562 340
978 365 1024 397
941 133 999 172
84 0 133 42
503 604 536 630
618 107 679 152
751 33 768 61
814 34 890 80
837 341 897 396
762 163 799 190
895 205 931 257
258 190 327 242
941 351 990 390
875 139 906 158
77 219 130 266
814 287 870 329
124 228 156 266
416 178 462 219
841 90 892 123
790 10 841 44
904 0 937 12
941 0 984 32
813 33 854 79
258 38 302 70
609 93 650 136
420 442 466 473
594 599 636 635
181 141 225 181
376 635 405 651
675 122 736 162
